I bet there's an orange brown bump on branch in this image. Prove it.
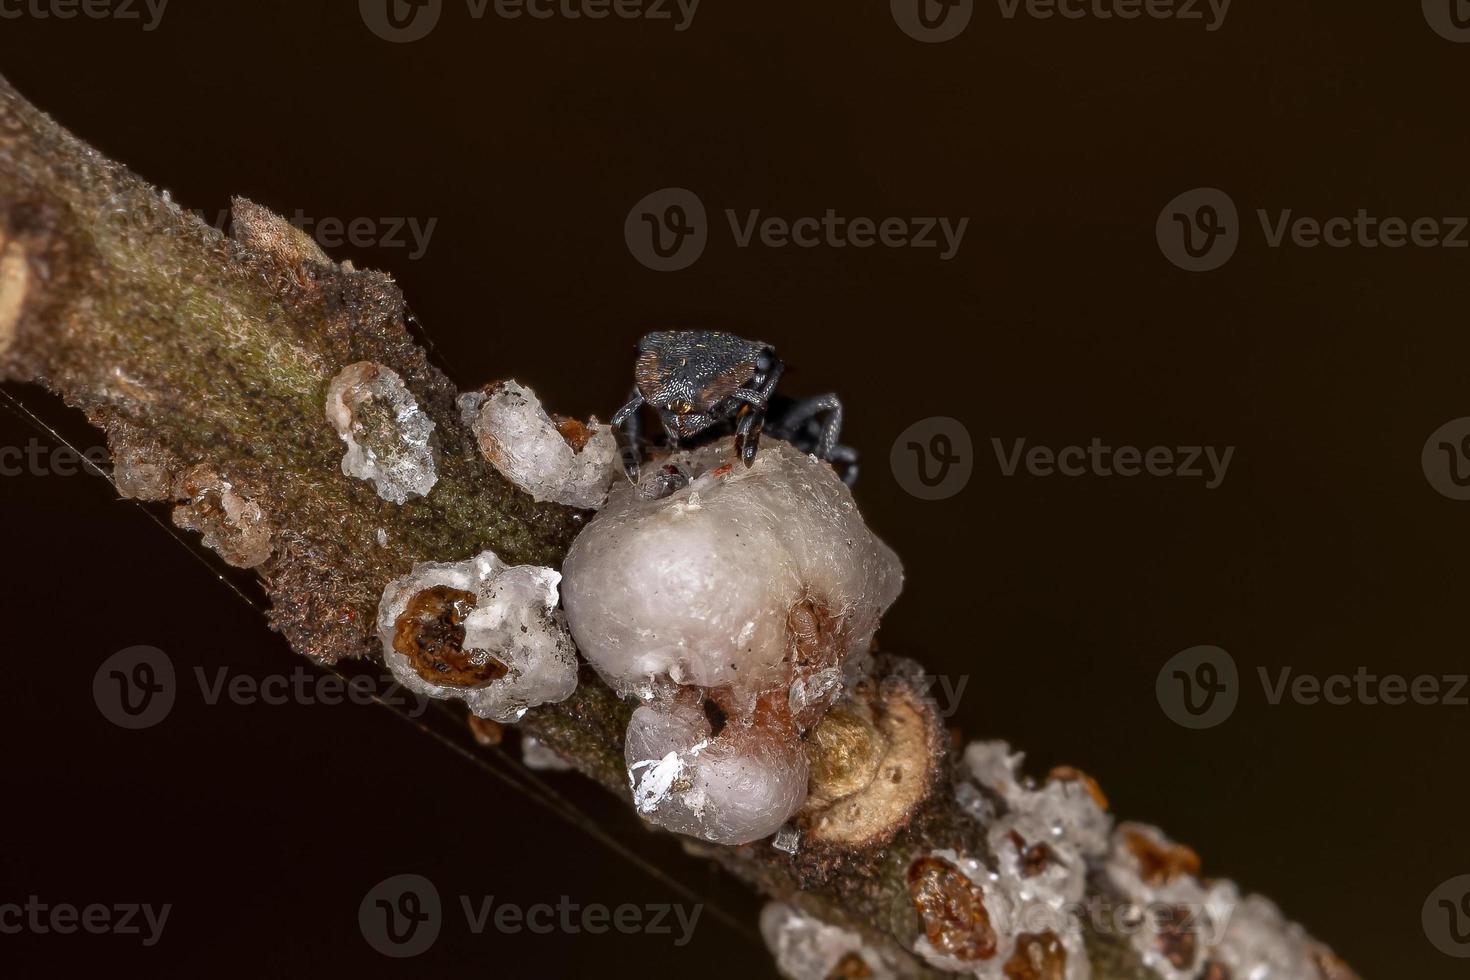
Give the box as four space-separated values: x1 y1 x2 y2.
554 416 593 452
467 713 505 747
1153 904 1201 971
1121 824 1202 886
393 585 507 687
1007 830 1060 879
907 855 998 963
825 951 874 979
1003 931 1068 980
1047 766 1110 812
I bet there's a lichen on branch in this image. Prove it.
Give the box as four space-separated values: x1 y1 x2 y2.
0 79 579 665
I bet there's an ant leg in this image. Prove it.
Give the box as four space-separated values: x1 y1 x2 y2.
781 393 843 460
825 444 859 487
734 403 766 468
755 356 784 403
733 357 783 468
611 389 645 481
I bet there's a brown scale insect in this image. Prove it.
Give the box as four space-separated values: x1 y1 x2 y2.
1122 827 1202 887
1007 830 1061 878
1152 905 1201 971
1003 931 1068 980
393 585 507 687
907 855 999 962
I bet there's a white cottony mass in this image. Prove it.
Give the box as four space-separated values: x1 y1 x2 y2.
562 436 903 844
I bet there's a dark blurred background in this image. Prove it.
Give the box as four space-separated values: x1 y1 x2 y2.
1 1 1466 976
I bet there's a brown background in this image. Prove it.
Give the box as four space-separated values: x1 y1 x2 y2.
1 1 1466 976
